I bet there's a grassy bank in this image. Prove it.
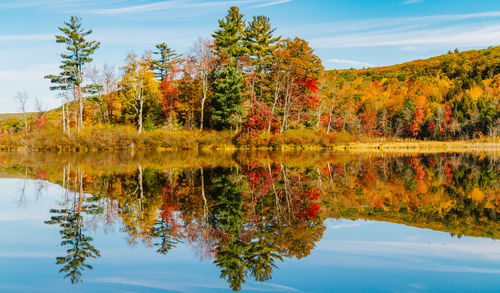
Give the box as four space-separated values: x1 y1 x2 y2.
0 126 234 152
0 125 499 152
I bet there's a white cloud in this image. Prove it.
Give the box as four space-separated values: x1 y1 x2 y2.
0 251 57 258
88 0 291 15
0 64 59 81
0 34 52 42
317 240 500 261
403 0 422 4
281 11 500 41
310 24 500 48
328 58 376 68
251 0 292 8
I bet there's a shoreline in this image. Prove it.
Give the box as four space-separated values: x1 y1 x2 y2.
1 140 499 154
1 126 499 153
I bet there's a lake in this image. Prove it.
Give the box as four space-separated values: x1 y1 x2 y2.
0 151 498 292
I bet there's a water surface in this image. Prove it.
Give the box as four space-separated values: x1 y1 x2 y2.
0 151 498 292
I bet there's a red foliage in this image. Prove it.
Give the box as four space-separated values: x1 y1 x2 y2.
428 121 435 134
35 170 48 180
159 62 182 118
306 203 320 218
407 108 425 136
359 109 380 136
237 101 279 143
411 158 425 180
35 115 48 129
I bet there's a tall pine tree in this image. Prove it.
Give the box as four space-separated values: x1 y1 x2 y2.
212 6 248 61
245 15 280 103
245 15 280 74
46 16 100 133
211 65 244 129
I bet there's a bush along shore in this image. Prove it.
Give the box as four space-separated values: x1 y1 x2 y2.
1 126 499 153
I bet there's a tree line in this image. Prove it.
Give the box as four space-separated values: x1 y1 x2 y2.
3 6 500 142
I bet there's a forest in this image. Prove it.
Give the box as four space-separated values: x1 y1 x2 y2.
1 152 498 290
1 6 500 149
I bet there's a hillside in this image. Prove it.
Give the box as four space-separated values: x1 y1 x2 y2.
332 46 500 82
322 46 500 140
0 113 28 122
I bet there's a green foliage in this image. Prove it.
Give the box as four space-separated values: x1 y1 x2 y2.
212 6 248 60
211 65 244 129
245 15 280 72
45 196 102 284
151 43 182 80
45 16 100 88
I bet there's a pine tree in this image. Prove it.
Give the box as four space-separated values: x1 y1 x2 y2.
212 6 248 61
211 65 244 129
245 15 280 102
151 42 182 81
245 15 280 73
45 16 100 133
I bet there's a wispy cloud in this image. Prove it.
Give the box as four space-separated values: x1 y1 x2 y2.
328 58 376 68
251 0 292 8
0 0 93 9
0 64 59 81
403 0 422 4
0 34 52 42
310 23 500 48
280 10 500 48
88 0 291 15
0 0 292 15
317 240 500 261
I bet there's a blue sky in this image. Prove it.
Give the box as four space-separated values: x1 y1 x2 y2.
1 0 499 113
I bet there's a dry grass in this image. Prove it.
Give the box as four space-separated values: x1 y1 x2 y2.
0 125 234 151
1 126 499 153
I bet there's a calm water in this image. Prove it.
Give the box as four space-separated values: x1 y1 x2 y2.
0 151 498 292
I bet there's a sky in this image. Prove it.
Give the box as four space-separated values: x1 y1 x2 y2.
1 0 500 113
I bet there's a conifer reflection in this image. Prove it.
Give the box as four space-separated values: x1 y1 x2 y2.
1 152 497 290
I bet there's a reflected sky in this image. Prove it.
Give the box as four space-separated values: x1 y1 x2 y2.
0 174 498 293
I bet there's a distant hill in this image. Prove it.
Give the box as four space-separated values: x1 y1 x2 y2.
0 113 31 122
330 46 500 87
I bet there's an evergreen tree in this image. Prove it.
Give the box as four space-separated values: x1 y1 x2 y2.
245 15 280 102
245 15 280 73
151 43 182 81
212 6 248 61
211 65 244 129
45 16 100 133
209 173 247 291
45 188 103 284
151 217 183 255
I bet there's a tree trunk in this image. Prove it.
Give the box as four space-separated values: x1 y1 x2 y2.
327 104 335 133
138 165 144 211
268 78 282 134
200 168 207 220
62 103 66 134
77 86 83 133
23 112 27 134
138 95 143 134
281 84 290 134
200 85 207 130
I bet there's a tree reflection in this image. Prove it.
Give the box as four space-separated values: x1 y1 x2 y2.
0 152 498 290
45 166 102 284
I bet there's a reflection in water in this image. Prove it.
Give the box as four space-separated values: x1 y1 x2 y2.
0 152 498 291
44 167 102 284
